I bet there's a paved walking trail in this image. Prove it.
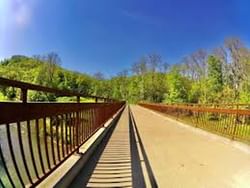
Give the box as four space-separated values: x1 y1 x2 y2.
131 105 250 188
70 105 250 188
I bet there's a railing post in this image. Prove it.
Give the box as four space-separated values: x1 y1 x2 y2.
176 106 180 120
232 104 239 140
103 104 107 126
195 105 199 128
76 96 80 103
95 97 98 103
21 88 27 103
76 96 80 153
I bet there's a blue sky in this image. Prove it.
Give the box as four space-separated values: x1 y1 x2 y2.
1 0 250 76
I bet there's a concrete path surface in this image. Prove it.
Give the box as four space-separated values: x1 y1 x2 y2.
131 105 250 188
69 105 250 188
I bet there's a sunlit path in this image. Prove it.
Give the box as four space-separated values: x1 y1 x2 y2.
130 105 250 188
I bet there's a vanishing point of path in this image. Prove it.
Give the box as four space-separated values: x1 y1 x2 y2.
70 105 250 188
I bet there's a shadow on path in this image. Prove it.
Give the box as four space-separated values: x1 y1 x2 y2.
129 106 158 188
69 106 157 188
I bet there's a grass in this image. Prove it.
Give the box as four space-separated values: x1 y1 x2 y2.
0 96 96 103
56 96 95 103
153 110 250 144
176 113 250 144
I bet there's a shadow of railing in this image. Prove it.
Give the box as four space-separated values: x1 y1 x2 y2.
69 106 158 188
129 106 158 188
128 106 146 187
67 106 125 187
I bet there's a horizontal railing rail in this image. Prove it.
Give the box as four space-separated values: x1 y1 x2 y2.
0 77 115 103
139 102 250 144
0 78 125 188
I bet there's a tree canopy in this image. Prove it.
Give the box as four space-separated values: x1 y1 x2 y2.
1 37 250 104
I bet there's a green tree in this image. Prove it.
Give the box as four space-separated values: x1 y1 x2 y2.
164 66 189 103
206 56 223 103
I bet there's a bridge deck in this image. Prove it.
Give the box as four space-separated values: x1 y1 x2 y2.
70 105 250 188
70 106 150 187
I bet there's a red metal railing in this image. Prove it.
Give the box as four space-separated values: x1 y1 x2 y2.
0 77 125 188
139 103 250 143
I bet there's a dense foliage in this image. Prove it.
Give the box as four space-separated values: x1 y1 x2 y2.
0 53 94 102
1 37 250 104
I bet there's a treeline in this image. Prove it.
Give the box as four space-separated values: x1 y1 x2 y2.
0 53 94 101
1 37 250 104
105 37 250 104
111 37 250 104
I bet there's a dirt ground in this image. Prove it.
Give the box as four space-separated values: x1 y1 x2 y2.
131 105 250 188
